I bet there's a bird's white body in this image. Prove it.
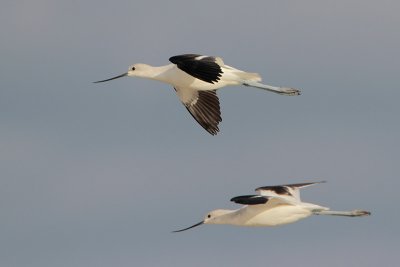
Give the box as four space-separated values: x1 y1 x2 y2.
174 182 370 232
203 200 327 227
221 202 324 227
95 54 300 135
131 63 242 90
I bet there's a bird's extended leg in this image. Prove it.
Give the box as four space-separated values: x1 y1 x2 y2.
313 209 371 217
243 80 301 96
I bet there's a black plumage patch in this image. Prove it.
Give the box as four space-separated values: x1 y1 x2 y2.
256 182 324 196
281 182 322 188
230 195 269 205
169 54 222 84
255 186 292 196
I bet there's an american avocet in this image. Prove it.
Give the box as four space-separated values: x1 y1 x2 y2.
94 54 300 135
173 182 370 232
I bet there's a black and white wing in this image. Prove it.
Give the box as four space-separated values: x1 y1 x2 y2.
255 181 326 202
174 87 222 135
169 54 223 84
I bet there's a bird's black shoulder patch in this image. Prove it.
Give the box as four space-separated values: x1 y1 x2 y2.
230 195 269 205
169 54 203 63
169 54 222 84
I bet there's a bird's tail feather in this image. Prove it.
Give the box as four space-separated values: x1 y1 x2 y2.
313 209 371 217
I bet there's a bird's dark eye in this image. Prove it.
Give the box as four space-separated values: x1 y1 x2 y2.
207 214 211 218
131 67 135 71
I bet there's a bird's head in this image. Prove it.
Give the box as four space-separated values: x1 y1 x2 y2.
203 209 232 224
127 63 152 77
172 209 232 233
93 63 152 83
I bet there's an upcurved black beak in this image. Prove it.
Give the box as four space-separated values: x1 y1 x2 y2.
172 221 204 233
93 73 128 83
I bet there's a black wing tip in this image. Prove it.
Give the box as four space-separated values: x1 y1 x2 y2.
186 106 220 135
283 181 327 188
201 123 221 136
207 127 220 135
184 90 222 136
255 181 327 191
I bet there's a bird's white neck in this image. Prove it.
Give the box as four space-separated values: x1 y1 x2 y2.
132 64 175 84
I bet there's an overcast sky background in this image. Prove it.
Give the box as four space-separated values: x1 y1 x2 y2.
1 1 399 266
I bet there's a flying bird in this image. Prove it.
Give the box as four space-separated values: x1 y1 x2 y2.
173 181 370 232
94 54 300 135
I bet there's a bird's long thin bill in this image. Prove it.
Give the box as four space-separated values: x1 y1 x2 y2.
172 221 204 232
93 73 128 83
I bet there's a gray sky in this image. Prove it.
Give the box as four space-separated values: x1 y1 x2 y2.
1 0 399 266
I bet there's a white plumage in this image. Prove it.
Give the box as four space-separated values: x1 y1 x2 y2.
94 54 300 135
173 182 370 232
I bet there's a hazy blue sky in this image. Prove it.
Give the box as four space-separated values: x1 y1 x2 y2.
1 1 399 266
